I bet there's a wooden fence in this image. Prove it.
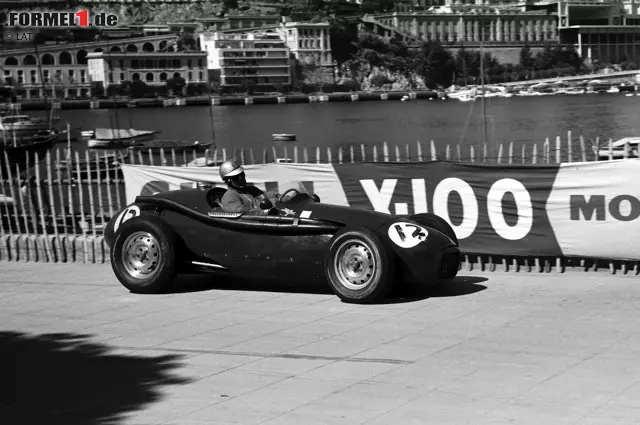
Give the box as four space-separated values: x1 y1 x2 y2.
0 131 632 239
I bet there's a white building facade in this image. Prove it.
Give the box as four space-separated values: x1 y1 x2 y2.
277 22 333 68
199 31 291 88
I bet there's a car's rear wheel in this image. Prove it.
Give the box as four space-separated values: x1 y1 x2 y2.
325 227 395 304
410 213 460 281
111 217 177 294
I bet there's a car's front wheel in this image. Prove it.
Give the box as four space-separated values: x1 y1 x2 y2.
111 216 177 294
325 227 395 304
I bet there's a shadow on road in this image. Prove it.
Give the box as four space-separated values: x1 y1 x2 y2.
0 331 192 425
381 276 488 304
162 274 488 305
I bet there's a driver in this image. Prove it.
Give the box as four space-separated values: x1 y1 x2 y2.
219 159 274 213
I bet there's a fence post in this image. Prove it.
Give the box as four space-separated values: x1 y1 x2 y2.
45 152 60 254
4 152 21 241
579 136 587 162
508 142 513 164
555 136 561 163
383 142 389 162
416 141 423 162
430 140 436 161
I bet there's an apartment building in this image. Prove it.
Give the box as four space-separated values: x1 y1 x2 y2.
199 31 291 88
277 21 333 68
87 50 208 94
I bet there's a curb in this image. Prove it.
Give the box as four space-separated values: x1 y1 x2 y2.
0 235 108 264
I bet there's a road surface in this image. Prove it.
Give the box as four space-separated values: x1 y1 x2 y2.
2 263 640 425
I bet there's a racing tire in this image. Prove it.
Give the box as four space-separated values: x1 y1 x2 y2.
111 216 177 294
325 227 395 304
410 213 460 281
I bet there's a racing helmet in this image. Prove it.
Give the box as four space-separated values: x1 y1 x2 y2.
219 159 244 180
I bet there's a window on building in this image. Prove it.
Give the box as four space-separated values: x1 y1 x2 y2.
120 72 125 82
132 59 139 69
30 70 37 84
43 70 50 83
187 60 192 68
188 72 193 81
109 73 113 83
80 70 86 83
145 59 154 68
68 70 74 83
146 72 154 82
173 59 181 68
119 60 124 68
17 70 24 84
199 71 203 81
198 59 202 68
107 60 112 69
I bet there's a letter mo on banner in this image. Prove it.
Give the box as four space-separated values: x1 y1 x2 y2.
360 177 533 241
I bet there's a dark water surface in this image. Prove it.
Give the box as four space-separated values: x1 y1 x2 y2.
38 92 640 159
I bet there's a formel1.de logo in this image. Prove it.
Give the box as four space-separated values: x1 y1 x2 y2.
5 10 118 28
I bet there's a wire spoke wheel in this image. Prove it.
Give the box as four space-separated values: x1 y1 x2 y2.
121 231 162 280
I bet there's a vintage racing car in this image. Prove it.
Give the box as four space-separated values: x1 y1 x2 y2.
104 184 460 304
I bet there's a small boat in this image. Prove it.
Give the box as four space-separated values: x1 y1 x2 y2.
272 133 296 142
597 137 640 160
275 157 293 163
128 139 213 153
0 112 59 139
0 133 57 173
87 128 159 149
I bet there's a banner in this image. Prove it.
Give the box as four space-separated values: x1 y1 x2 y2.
120 163 348 206
333 162 562 256
547 160 640 260
120 160 640 261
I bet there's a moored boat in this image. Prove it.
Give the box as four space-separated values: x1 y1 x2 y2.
597 137 640 160
272 133 296 142
0 113 59 140
128 139 213 153
87 128 159 149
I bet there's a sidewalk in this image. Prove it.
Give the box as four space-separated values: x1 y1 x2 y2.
2 263 640 425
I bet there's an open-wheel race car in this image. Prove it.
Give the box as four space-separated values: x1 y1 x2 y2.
104 184 460 304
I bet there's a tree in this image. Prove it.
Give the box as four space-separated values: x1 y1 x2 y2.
130 80 149 98
309 0 325 11
519 43 534 70
329 18 359 66
411 40 455 89
223 0 238 10
166 76 186 96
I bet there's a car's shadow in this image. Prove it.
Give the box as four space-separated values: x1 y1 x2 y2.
164 275 488 305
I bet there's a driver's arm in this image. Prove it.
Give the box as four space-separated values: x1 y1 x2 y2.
220 191 248 213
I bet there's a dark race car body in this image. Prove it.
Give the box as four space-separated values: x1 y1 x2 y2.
104 185 460 303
